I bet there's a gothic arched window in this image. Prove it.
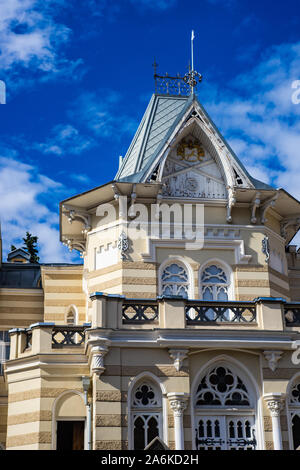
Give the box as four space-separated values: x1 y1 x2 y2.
288 378 300 449
161 262 189 298
194 364 257 450
131 381 162 450
201 264 229 301
66 306 77 325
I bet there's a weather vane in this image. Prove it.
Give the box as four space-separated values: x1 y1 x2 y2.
153 30 202 96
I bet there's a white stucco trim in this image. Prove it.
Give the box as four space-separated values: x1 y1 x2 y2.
158 256 195 299
127 372 168 450
190 354 264 450
198 258 235 301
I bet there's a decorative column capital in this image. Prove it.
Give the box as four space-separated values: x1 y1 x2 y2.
167 393 189 417
264 393 285 417
169 349 189 372
91 345 108 377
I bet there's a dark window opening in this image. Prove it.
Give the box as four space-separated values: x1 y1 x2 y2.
292 415 300 450
56 421 84 450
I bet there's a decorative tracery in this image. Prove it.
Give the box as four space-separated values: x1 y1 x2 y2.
290 382 300 405
133 383 160 408
195 366 251 407
194 364 257 450
161 263 189 298
131 380 162 450
201 265 229 301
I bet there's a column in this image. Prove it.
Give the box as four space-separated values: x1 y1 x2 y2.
167 392 189 450
264 393 285 450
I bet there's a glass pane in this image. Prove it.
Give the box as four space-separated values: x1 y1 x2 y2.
134 417 145 450
147 416 159 446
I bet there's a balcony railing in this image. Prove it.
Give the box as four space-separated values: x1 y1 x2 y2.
52 325 86 347
8 297 300 363
185 300 257 324
122 299 159 324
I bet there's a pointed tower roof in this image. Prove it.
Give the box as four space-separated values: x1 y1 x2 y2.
115 91 273 191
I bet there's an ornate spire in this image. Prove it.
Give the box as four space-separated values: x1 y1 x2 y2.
153 31 202 96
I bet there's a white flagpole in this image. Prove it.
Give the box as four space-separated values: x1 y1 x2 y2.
191 30 195 72
191 30 195 95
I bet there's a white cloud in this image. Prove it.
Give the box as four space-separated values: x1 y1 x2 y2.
0 154 78 263
203 41 300 201
0 0 84 89
200 41 300 247
35 124 95 156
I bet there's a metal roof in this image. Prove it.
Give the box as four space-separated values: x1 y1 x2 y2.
115 93 273 191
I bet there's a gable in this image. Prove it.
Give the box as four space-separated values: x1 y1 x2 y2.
116 93 273 193
161 132 227 199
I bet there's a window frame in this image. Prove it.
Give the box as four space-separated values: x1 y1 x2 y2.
199 260 234 302
159 258 194 299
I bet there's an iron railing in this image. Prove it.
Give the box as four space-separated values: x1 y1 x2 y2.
52 326 86 347
122 300 159 324
186 301 257 324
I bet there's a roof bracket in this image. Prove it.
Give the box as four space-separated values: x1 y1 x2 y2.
251 192 261 224
226 187 236 223
261 194 279 224
62 204 91 236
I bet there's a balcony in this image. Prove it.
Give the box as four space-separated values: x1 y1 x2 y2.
6 296 300 363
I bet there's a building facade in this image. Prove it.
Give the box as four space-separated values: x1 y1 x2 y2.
1 74 300 450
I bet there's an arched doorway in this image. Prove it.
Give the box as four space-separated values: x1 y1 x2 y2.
193 362 258 450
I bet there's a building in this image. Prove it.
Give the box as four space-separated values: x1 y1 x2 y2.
1 67 300 451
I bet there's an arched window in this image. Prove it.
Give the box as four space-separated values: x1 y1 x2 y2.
288 377 300 449
131 380 162 450
193 363 257 450
201 264 229 301
65 305 77 325
161 262 189 298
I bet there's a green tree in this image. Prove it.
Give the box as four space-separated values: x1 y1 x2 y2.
22 232 40 264
10 244 17 251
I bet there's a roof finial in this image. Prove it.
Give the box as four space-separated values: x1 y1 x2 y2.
183 30 202 95
191 30 195 73
152 36 202 97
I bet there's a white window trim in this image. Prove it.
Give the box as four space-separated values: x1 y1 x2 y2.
158 257 194 299
199 259 234 301
286 372 300 450
65 304 78 325
127 372 168 450
190 355 264 450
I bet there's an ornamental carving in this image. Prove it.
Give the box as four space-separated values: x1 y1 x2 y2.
133 383 160 407
169 398 188 417
195 366 250 407
265 399 284 417
177 139 205 163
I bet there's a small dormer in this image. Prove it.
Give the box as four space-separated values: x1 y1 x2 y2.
7 248 31 264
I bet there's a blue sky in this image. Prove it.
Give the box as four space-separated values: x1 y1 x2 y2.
0 0 300 262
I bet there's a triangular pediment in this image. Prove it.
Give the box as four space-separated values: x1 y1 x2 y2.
116 93 272 193
161 124 227 199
